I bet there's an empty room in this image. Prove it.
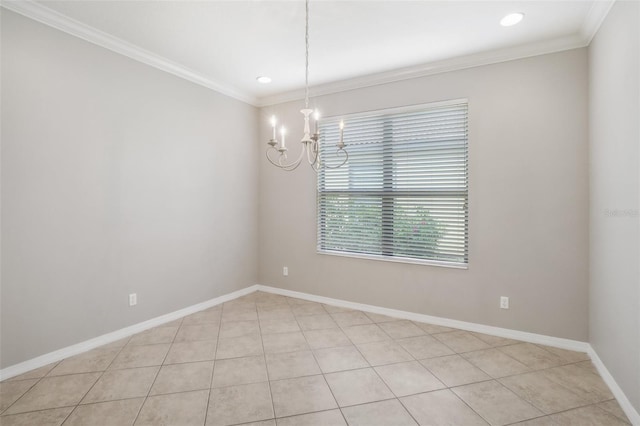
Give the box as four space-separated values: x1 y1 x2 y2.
1 0 638 425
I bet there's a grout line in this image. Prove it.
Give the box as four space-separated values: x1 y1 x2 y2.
204 304 225 426
289 301 348 425
58 336 134 424
254 300 278 423
131 315 183 425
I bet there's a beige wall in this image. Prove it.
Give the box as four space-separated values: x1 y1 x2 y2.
588 0 640 413
0 11 258 368
259 48 589 341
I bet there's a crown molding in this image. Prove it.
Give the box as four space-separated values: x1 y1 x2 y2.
581 0 616 44
3 0 615 109
0 0 259 106
256 33 588 107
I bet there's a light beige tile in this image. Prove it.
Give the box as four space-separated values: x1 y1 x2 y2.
452 380 543 426
262 332 309 354
82 366 158 404
287 299 318 306
498 344 565 369
420 354 491 387
325 368 394 407
433 331 491 353
292 303 327 317
265 351 320 381
100 338 131 350
219 320 260 339
0 406 73 426
303 329 351 349
536 345 590 364
540 364 614 403
164 340 216 364
257 306 295 321
378 320 425 339
222 308 258 322
499 371 588 414
216 334 262 359
509 416 555 426
413 322 454 334
270 375 337 417
469 332 519 347
109 344 170 369
296 314 338 331
64 398 143 425
396 335 454 359
150 361 214 395
330 311 372 327
182 309 222 325
343 324 390 344
127 326 178 346
342 399 417 426
48 348 120 376
276 409 346 426
137 389 209 426
313 346 369 373
547 405 630 426
322 305 353 314
242 421 276 426
375 361 445 397
5 373 101 415
212 355 268 388
0 379 39 413
207 382 274 426
401 389 489 426
364 312 401 323
6 363 58 382
356 340 413 366
462 348 530 378
597 399 631 424
574 360 599 374
174 323 220 342
260 318 300 335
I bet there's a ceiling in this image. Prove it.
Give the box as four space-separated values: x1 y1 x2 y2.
5 0 612 106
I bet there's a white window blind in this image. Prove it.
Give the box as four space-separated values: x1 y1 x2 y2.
317 100 468 267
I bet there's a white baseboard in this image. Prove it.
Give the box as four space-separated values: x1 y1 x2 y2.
0 285 259 381
256 284 588 352
257 284 640 424
3 282 638 425
588 346 640 425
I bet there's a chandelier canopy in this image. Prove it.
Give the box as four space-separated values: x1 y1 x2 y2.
266 0 348 172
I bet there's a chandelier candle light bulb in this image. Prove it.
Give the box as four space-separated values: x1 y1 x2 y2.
270 116 277 140
280 126 286 150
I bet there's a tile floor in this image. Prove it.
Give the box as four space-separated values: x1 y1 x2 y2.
0 291 632 426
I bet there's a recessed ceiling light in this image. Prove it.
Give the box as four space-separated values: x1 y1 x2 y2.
256 76 272 84
500 13 524 27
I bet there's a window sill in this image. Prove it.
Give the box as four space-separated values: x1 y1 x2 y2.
317 249 468 270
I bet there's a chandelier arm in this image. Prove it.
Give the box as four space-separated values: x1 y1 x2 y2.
265 145 306 171
321 149 349 169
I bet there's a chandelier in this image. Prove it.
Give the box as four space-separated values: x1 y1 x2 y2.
266 0 348 171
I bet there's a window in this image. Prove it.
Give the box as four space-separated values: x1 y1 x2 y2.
317 100 468 268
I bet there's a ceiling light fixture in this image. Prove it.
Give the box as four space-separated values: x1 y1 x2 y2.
256 76 272 84
500 12 524 27
266 0 348 171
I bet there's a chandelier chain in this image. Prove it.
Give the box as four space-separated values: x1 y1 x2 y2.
304 0 309 109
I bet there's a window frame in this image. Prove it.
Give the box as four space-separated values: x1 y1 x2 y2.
316 98 469 269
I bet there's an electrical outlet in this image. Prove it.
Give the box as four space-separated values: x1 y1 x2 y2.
283 266 288 276
500 296 509 309
129 293 137 306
